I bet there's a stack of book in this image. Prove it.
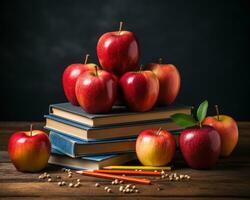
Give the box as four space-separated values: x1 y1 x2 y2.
44 102 191 170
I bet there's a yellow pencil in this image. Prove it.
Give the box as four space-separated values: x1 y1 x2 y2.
102 166 172 171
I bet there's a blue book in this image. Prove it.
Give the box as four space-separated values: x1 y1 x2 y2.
49 102 191 127
45 114 182 140
49 131 136 157
49 148 136 170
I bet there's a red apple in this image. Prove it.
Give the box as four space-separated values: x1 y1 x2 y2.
179 125 221 169
136 129 176 166
8 127 51 172
119 70 159 112
75 67 118 113
97 22 140 76
203 113 238 157
62 54 97 105
147 58 181 105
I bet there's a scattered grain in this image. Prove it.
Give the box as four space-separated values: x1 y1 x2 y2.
104 186 109 191
38 175 43 179
107 188 112 193
95 183 100 187
74 183 79 187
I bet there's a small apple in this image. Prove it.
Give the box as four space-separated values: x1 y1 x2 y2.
8 125 51 172
171 100 221 169
136 128 176 166
97 22 140 76
62 54 97 105
119 68 159 112
75 67 118 113
147 58 181 105
203 105 238 157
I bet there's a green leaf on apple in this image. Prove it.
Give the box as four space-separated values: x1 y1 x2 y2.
197 100 208 123
170 113 198 128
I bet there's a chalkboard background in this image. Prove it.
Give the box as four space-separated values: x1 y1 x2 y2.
1 0 249 121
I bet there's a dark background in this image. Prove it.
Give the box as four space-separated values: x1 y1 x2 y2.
1 0 249 121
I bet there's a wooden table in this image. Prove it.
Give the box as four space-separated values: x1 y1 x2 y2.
1 122 250 199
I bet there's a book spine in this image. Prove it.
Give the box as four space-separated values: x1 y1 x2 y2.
49 105 53 114
49 132 76 158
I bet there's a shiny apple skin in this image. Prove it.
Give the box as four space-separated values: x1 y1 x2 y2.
179 125 221 169
75 70 118 113
8 130 51 172
119 71 159 112
97 31 140 76
136 129 176 166
147 63 181 105
62 63 96 105
203 115 238 157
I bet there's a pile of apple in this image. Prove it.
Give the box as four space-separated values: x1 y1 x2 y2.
62 22 239 170
62 22 181 113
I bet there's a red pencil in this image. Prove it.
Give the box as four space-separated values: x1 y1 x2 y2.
93 169 161 176
76 170 151 185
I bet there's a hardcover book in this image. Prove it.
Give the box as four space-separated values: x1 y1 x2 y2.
49 131 137 157
49 102 191 127
45 114 182 140
49 149 136 170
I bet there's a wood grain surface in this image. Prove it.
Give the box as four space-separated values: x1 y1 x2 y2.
0 121 250 199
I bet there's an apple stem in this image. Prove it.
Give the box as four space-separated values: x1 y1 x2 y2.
191 106 194 117
156 127 162 135
159 58 163 64
95 65 98 77
139 65 143 72
30 124 33 136
119 21 123 35
84 54 89 64
215 105 220 120
199 122 202 128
